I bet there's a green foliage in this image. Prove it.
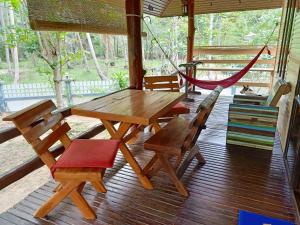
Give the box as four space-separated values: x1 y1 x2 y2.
0 3 283 84
111 71 128 89
0 0 21 10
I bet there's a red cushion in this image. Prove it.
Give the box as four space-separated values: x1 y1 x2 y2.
51 139 120 173
164 102 190 116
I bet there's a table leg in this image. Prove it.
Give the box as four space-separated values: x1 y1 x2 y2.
101 120 153 190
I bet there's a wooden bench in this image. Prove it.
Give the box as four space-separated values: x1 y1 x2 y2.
144 86 223 196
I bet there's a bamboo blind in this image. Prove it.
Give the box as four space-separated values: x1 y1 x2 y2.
27 0 128 34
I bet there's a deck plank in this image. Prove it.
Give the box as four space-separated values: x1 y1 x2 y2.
0 94 296 225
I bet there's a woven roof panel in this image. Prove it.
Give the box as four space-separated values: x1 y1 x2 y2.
27 0 127 34
144 0 283 17
27 0 282 34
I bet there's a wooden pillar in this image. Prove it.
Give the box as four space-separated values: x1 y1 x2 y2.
187 0 195 77
126 0 143 90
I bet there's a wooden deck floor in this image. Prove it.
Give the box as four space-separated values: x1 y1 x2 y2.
0 94 297 225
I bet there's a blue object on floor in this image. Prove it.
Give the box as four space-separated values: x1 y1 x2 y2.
238 210 295 225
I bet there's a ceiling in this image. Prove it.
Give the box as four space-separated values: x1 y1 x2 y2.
143 0 283 17
26 0 283 35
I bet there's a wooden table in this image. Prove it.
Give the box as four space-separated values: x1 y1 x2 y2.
71 89 185 189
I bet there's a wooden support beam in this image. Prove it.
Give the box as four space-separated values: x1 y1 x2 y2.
126 0 143 90
187 0 195 77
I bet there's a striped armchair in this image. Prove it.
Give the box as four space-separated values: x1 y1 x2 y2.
226 79 291 150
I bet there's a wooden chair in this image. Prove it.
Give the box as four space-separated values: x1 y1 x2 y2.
226 79 291 151
143 86 223 196
144 75 190 117
233 79 291 107
4 100 120 220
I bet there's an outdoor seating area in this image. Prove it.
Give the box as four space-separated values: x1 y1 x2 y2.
1 0 300 224
0 93 297 224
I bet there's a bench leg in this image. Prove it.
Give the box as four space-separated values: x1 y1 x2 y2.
145 156 163 178
157 153 189 197
143 154 159 175
194 144 206 164
176 144 205 179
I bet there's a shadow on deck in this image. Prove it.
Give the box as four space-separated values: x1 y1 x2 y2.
0 94 296 225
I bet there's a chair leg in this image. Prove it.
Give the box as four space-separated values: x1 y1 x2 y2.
100 168 106 178
35 181 81 218
77 182 86 193
157 153 189 197
91 180 107 193
70 190 96 220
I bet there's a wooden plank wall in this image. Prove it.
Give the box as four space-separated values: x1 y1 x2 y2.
277 2 300 151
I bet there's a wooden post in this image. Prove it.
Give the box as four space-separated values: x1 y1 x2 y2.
126 0 143 90
187 0 195 78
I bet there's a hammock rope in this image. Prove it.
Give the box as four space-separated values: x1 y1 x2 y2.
142 17 278 90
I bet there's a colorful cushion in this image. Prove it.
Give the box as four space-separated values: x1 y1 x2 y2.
51 139 120 173
226 103 279 150
164 102 190 116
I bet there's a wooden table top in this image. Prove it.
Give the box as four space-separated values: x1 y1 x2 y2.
71 89 185 125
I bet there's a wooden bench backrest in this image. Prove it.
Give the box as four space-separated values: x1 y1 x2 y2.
144 75 180 92
183 86 223 152
4 100 71 169
265 79 291 106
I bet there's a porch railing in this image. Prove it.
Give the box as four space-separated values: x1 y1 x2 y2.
193 45 277 91
0 79 120 112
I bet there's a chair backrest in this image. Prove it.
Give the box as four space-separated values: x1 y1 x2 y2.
265 79 291 106
182 86 223 152
144 75 180 92
4 100 71 169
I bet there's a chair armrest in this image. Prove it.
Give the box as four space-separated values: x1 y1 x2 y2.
233 95 268 106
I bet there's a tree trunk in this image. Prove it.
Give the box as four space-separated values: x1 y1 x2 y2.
172 17 179 66
102 34 113 62
53 68 64 108
76 33 90 71
36 32 46 56
86 33 107 80
54 33 64 108
123 36 128 66
8 7 20 84
0 4 12 75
